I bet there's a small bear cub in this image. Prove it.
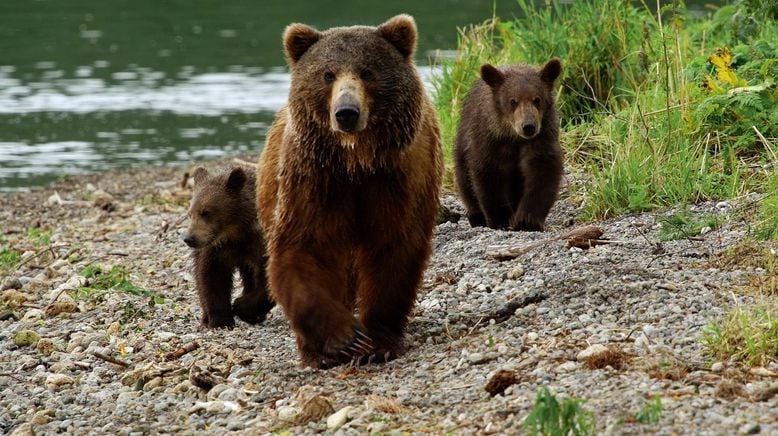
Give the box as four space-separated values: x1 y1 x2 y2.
454 58 564 231
184 166 273 328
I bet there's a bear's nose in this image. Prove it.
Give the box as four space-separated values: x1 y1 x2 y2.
335 106 360 133
183 235 197 248
521 122 536 137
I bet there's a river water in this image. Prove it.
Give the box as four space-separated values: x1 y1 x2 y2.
0 0 718 190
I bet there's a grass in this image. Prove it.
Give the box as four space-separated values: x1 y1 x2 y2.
26 227 51 247
0 248 21 271
432 0 778 219
73 264 161 303
523 386 595 436
702 302 778 367
634 396 663 425
755 169 778 240
703 241 777 367
657 208 720 241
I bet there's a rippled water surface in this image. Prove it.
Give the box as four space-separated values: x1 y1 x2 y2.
0 0 719 190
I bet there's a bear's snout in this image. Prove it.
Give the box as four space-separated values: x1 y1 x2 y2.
330 74 369 136
521 122 537 138
335 105 360 133
183 234 199 248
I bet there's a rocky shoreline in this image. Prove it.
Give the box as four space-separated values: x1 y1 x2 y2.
1 157 776 435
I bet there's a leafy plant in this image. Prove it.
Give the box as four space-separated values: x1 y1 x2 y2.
26 227 51 247
74 264 160 302
523 386 595 436
635 396 663 424
0 248 21 271
658 208 720 241
703 303 778 367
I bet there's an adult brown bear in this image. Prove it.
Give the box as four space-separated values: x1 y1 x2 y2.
257 15 443 368
454 59 564 231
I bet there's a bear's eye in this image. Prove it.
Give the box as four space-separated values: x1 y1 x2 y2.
532 97 542 107
323 71 335 84
509 98 519 108
360 69 374 81
199 210 211 219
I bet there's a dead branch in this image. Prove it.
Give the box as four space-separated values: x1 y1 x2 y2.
91 351 130 368
165 341 200 361
490 292 547 324
487 225 604 260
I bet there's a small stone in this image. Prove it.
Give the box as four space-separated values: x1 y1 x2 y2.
277 405 302 422
31 409 55 425
2 277 23 291
576 344 608 361
143 377 163 391
715 201 729 209
36 338 58 356
106 322 121 336
578 314 592 323
468 352 486 364
526 332 539 342
45 374 75 391
217 388 243 402
21 308 45 323
711 362 724 373
0 310 18 321
507 265 524 280
14 330 40 347
557 361 578 372
738 423 760 434
327 406 354 430
750 367 776 378
9 423 34 436
642 325 656 337
2 289 28 307
189 400 240 415
45 297 78 317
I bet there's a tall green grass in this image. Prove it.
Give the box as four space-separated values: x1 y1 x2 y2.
432 0 778 219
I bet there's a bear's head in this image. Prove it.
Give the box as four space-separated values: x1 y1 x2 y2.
282 15 424 153
480 59 562 140
184 167 250 249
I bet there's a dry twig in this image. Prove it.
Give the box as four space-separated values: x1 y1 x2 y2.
166 341 200 361
487 225 605 260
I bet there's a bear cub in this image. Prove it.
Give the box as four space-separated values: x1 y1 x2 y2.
454 58 563 231
184 166 273 328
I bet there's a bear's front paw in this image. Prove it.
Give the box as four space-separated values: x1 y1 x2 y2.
303 326 375 369
201 313 235 329
509 213 544 232
232 295 274 325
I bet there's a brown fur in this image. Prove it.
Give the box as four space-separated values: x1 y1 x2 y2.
185 166 273 328
257 15 443 368
454 59 564 231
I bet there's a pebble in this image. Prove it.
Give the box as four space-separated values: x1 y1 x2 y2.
576 344 609 361
45 374 75 391
277 405 302 422
711 362 724 373
327 406 354 430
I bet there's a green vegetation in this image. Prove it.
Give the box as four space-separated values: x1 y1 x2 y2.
523 386 595 436
756 169 778 240
74 264 162 303
433 0 777 219
26 227 51 247
0 248 21 271
657 208 719 241
703 302 778 367
703 241 777 367
634 395 663 425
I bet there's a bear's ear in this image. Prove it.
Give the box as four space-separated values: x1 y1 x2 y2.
225 167 247 193
192 167 208 186
540 58 562 84
480 64 505 88
377 14 417 60
283 23 322 65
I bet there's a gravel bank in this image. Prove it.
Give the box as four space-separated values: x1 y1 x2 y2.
1 157 776 435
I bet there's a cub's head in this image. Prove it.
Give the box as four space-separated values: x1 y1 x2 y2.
480 58 562 140
282 15 423 150
184 167 249 249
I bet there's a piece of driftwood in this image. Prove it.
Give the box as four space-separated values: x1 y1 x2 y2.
488 225 604 260
91 351 130 368
166 341 200 361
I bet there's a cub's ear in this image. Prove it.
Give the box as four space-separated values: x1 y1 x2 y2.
226 167 247 193
192 167 208 186
480 64 505 88
377 14 417 60
540 58 562 84
283 23 322 65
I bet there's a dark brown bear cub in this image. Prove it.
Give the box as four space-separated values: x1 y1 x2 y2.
184 166 273 328
257 15 443 368
454 59 563 231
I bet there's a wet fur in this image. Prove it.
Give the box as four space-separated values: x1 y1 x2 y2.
186 167 274 328
257 15 443 368
454 59 564 231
